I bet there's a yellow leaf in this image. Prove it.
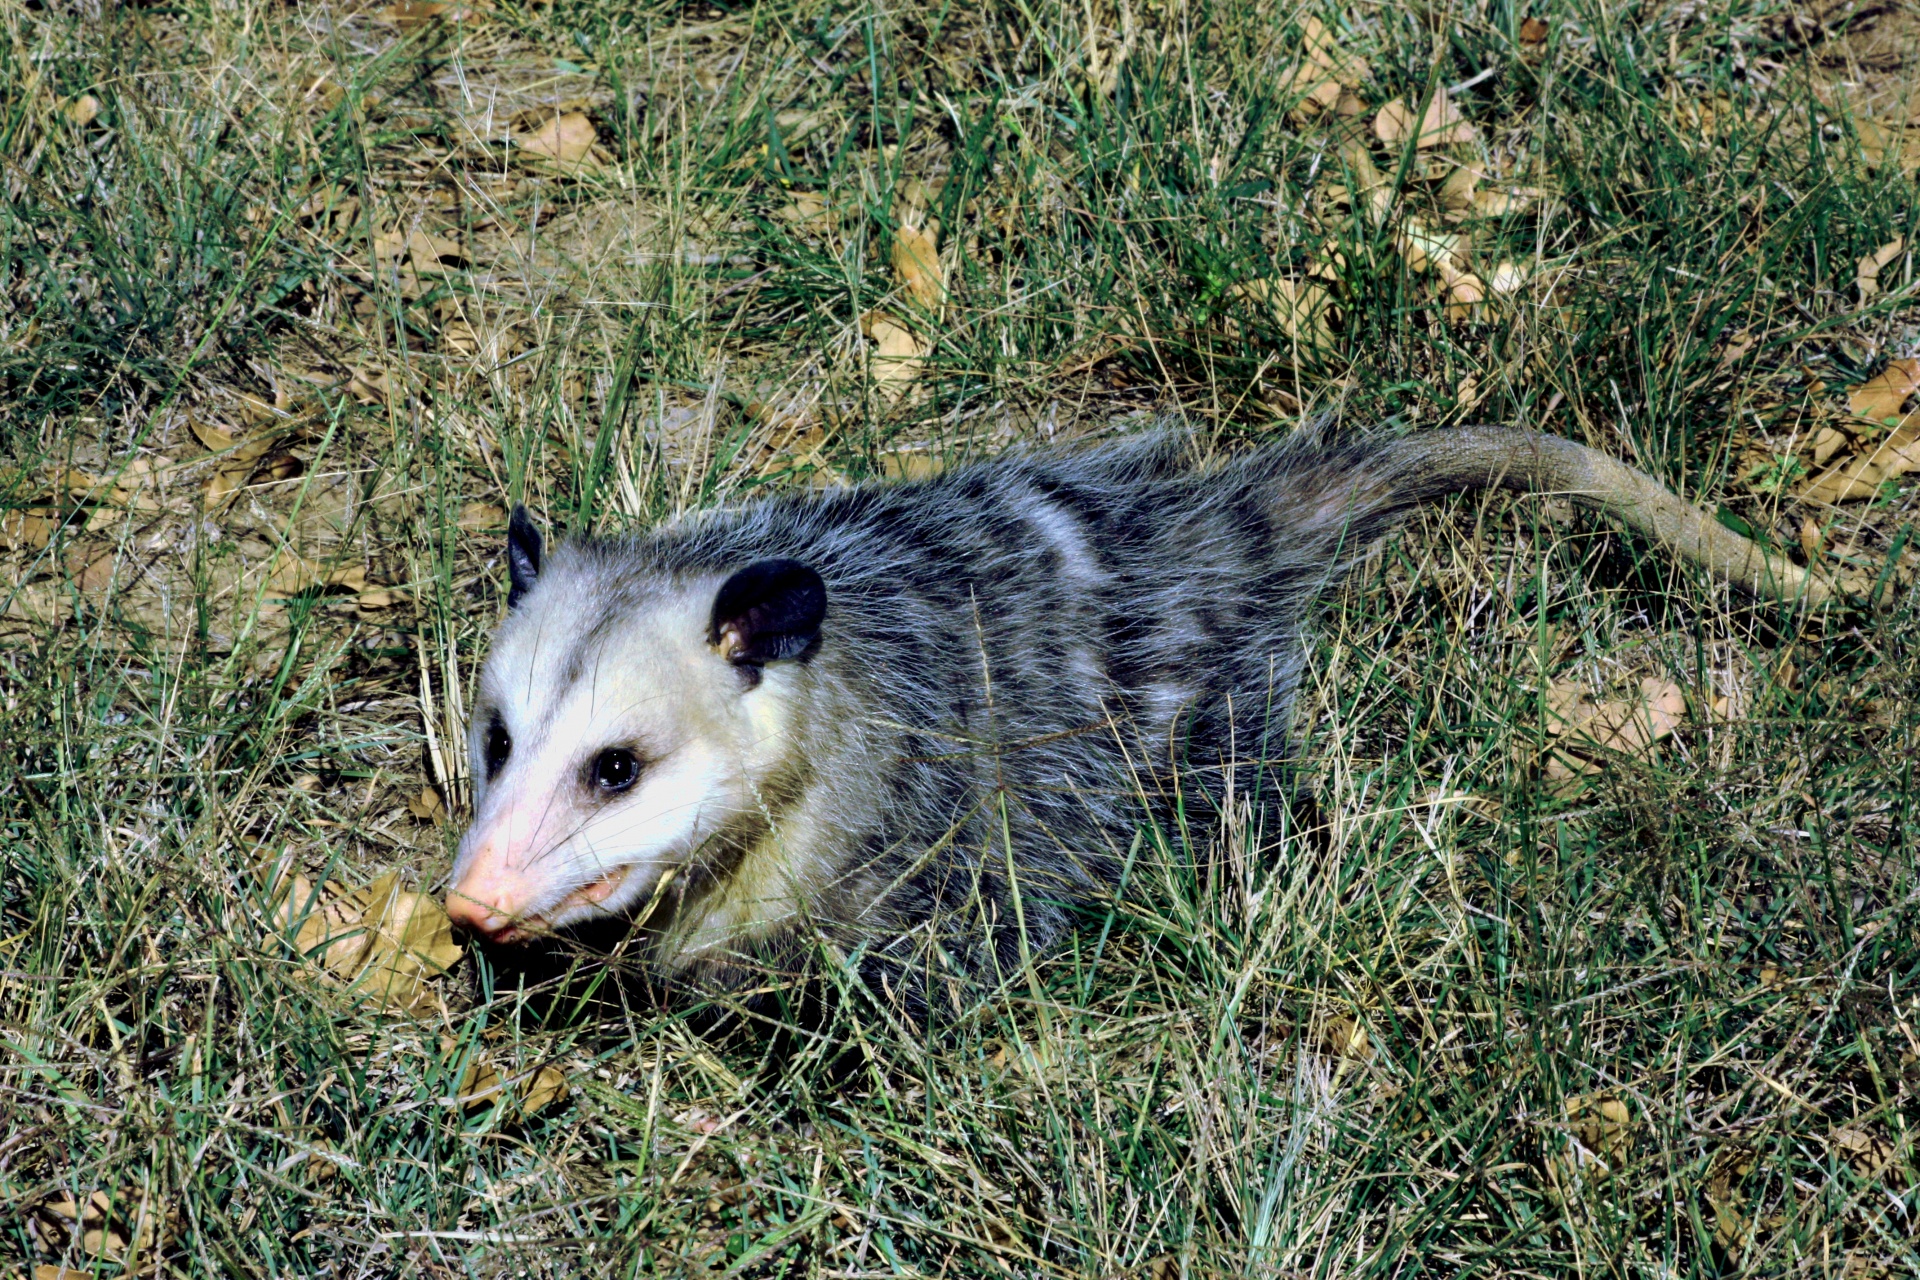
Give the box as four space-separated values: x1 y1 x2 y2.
1848 358 1919 421
188 419 237 452
1490 261 1529 295
860 310 925 395
1545 677 1687 775
1397 220 1470 276
1443 272 1486 322
408 786 448 825
0 509 58 550
457 501 506 530
64 94 101 127
1565 1093 1632 1174
1232 278 1334 351
460 1056 506 1108
515 112 599 171
521 1064 569 1115
1856 236 1905 301
1801 416 1920 502
891 223 945 312
1373 88 1476 148
1856 119 1919 173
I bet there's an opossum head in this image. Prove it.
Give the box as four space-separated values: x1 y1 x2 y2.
444 508 826 949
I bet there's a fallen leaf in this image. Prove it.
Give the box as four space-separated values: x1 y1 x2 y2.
1564 1093 1632 1174
271 869 462 1012
1397 220 1470 276
1374 87 1476 148
1443 272 1487 322
880 452 944 481
65 545 116 594
188 419 238 452
521 1064 569 1115
1490 260 1529 294
408 786 448 825
860 310 925 395
1232 278 1335 350
1856 236 1905 302
1282 17 1370 117
265 550 369 597
515 112 599 172
377 0 484 27
1808 425 1849 466
1438 163 1482 212
460 1056 506 1109
1798 517 1825 559
1828 1127 1895 1178
1856 119 1919 174
0 509 58 550
1519 16 1549 45
458 502 506 530
1848 358 1919 421
1801 417 1920 502
891 223 945 312
777 190 832 228
64 94 101 127
1545 677 1688 777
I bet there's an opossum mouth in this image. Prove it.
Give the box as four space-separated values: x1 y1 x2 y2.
494 866 631 943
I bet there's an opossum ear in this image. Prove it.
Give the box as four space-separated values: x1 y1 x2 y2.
506 505 543 609
708 559 826 666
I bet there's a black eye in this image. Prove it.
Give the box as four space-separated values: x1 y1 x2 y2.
484 717 511 780
591 748 640 793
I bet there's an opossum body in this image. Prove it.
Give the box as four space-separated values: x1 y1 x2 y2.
444 426 1825 1003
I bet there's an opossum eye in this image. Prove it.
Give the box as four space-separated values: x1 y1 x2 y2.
483 717 511 779
590 747 641 793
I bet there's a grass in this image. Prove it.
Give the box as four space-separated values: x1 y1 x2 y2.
2 0 1918 1274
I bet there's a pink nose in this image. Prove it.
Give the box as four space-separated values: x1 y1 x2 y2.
444 845 533 943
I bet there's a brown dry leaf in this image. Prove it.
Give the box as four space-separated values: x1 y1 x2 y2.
265 549 369 597
64 94 101 127
1828 1127 1895 1178
777 190 832 229
892 223 945 313
188 418 237 452
1856 236 1905 302
1519 16 1549 45
1232 278 1334 351
1469 184 1544 218
305 1140 342 1183
1545 677 1687 777
1 509 58 550
65 546 116 594
521 1064 569 1115
1848 358 1919 421
372 229 468 276
1283 16 1369 117
272 870 462 1012
1443 273 1487 322
458 501 507 530
1801 416 1920 502
408 786 448 825
1397 220 1470 276
515 112 600 172
28 1188 162 1266
1565 1094 1632 1174
1808 425 1849 467
460 1056 506 1108
1321 1015 1370 1060
860 310 925 395
880 452 944 481
377 0 484 28
1856 119 1920 174
1438 163 1483 213
1374 88 1476 148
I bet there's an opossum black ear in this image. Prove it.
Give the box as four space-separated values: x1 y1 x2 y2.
506 505 543 609
709 559 826 666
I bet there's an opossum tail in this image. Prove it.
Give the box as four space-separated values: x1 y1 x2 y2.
1375 426 1833 607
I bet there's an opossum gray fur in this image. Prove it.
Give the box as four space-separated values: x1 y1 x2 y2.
443 424 1828 1010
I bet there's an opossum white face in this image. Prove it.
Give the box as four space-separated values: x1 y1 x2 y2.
444 509 825 948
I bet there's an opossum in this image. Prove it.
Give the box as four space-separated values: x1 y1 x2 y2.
442 425 1828 1007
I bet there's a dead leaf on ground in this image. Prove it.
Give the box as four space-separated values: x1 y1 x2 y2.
1856 236 1905 302
1443 272 1487 322
1519 16 1549 46
25 1188 163 1267
458 501 506 530
514 112 600 172
376 0 486 28
1 509 59 550
1544 677 1687 778
63 94 101 127
777 190 832 229
1801 417 1920 502
1827 1127 1896 1179
264 549 370 597
269 868 463 1013
1856 119 1920 174
408 786 448 825
860 310 925 396
1848 358 1919 422
1374 87 1477 148
1232 278 1335 350
521 1064 569 1115
1490 261 1529 295
1564 1094 1632 1174
880 452 945 481
1282 16 1370 117
1397 220 1471 277
891 222 945 313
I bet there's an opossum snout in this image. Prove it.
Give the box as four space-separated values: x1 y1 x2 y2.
445 848 631 943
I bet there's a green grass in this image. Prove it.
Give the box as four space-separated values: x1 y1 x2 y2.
3 0 1917 1275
